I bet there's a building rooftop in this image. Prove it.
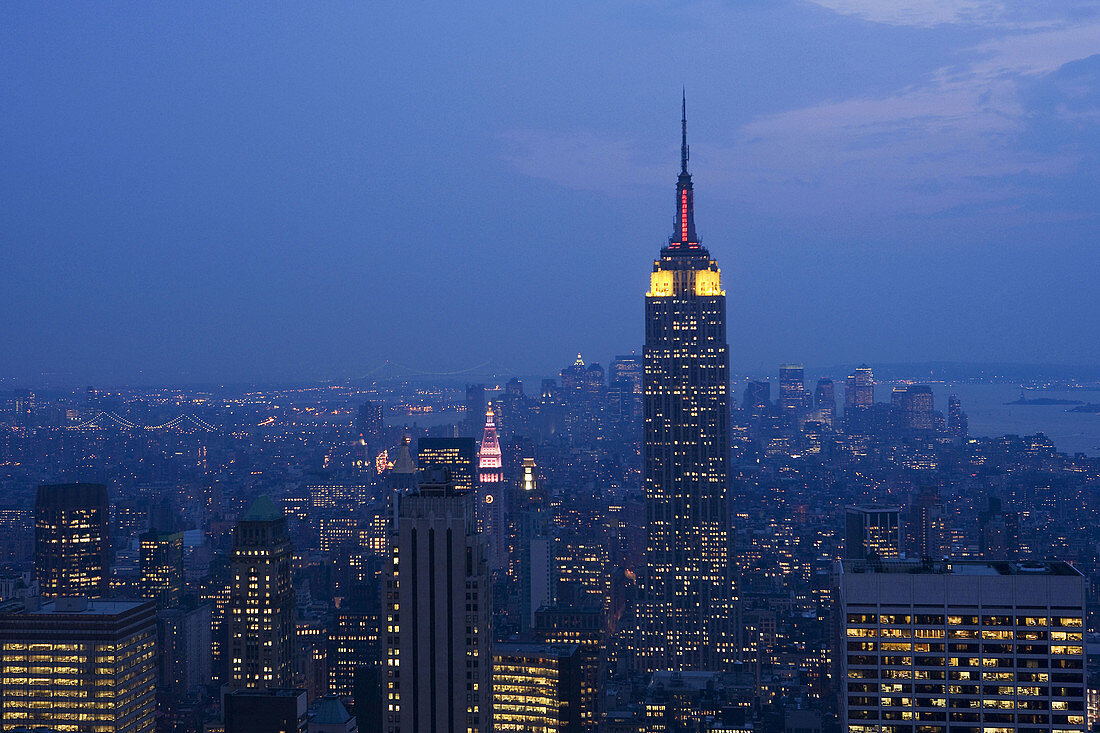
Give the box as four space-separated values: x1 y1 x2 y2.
242 495 281 522
840 558 1082 577
39 598 152 615
312 697 352 724
493 642 580 658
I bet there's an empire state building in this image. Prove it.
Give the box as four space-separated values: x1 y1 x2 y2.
636 97 734 671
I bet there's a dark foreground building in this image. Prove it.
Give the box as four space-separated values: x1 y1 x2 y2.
0 597 157 733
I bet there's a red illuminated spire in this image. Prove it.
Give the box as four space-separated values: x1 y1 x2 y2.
668 91 700 252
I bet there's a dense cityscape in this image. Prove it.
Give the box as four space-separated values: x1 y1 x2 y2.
0 104 1097 733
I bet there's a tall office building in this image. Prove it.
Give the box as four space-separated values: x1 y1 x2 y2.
844 505 903 560
637 97 734 672
839 558 1087 733
511 458 554 630
533 607 602 732
228 496 295 690
814 379 836 417
906 486 948 560
779 363 807 415
492 643 584 733
157 602 212 697
743 381 771 413
979 496 1020 561
465 384 486 436
384 469 491 733
0 597 157 733
947 394 969 445
139 530 184 608
356 401 384 447
478 406 507 571
34 482 110 598
417 437 477 496
478 406 504 487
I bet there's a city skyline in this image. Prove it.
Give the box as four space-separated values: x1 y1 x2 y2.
1 5 1099 733
4 3 1100 384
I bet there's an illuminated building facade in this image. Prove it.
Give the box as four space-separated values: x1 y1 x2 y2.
477 408 507 571
642 670 750 733
34 483 110 598
0 597 157 733
533 607 602 732
845 365 875 432
328 609 380 700
416 438 477 496
319 516 358 554
510 458 554 631
139 530 184 608
779 363 807 416
384 469 491 733
228 496 294 690
845 506 903 560
839 558 1087 733
906 487 947 560
492 643 583 733
638 97 734 671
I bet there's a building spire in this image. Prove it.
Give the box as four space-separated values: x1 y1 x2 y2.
668 91 700 252
681 88 689 176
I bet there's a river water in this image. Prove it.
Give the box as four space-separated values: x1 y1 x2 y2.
891 382 1100 457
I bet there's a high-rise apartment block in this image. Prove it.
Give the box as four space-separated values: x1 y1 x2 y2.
838 558 1087 733
228 496 294 690
0 597 157 733
34 482 110 598
384 469 491 732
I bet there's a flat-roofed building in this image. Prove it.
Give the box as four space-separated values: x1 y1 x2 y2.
492 643 583 733
844 506 903 560
0 597 156 733
838 558 1088 733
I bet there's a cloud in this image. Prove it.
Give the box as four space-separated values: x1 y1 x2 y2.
802 0 1006 27
502 19 1100 223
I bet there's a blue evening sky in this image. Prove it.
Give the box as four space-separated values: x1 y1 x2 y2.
3 1 1099 384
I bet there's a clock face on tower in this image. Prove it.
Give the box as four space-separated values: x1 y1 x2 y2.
484 494 494 504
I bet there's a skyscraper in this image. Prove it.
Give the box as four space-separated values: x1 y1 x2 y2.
844 505 903 560
637 97 734 672
478 406 507 571
384 469 491 733
228 496 294 690
139 530 184 608
417 437 477 496
813 378 836 424
492 643 584 733
34 482 110 598
464 384 486 436
778 363 807 416
948 393 969 445
511 458 554 631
